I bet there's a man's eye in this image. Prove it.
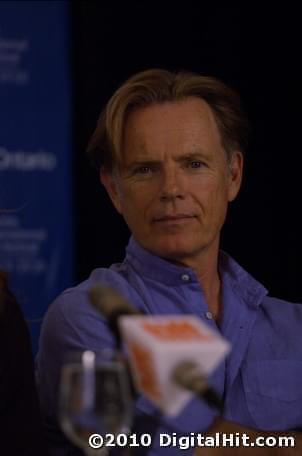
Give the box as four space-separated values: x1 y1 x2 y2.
189 161 203 169
135 166 152 174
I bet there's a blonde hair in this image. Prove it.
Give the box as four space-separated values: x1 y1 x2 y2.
87 68 250 171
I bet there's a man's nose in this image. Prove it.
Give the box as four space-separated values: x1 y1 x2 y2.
159 168 186 201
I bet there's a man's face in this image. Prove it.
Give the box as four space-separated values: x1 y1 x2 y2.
101 97 243 267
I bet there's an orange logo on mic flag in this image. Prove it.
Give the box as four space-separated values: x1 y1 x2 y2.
141 319 214 341
127 339 161 401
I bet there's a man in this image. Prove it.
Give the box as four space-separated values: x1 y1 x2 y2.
37 69 302 455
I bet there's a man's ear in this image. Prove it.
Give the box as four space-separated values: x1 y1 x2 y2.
227 151 243 202
100 167 122 214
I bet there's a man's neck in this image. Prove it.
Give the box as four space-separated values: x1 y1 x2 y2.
198 268 221 321
169 242 222 320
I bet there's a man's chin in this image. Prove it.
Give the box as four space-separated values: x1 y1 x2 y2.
142 236 217 267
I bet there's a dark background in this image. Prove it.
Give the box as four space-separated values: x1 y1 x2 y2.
71 3 302 302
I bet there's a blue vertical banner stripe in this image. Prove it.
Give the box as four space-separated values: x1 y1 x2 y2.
0 1 73 352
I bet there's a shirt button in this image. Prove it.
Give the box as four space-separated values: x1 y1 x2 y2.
205 311 213 320
181 274 190 282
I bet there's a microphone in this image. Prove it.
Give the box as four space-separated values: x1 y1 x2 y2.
88 284 230 416
172 361 223 413
89 284 139 399
89 284 141 347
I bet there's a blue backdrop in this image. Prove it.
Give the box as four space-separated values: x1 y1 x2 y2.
0 1 73 353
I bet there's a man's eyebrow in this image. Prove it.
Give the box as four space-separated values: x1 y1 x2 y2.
125 159 162 168
175 151 210 162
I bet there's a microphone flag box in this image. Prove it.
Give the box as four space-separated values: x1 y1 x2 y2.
118 315 230 416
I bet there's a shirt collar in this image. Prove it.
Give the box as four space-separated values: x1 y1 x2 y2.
125 236 199 286
125 236 268 308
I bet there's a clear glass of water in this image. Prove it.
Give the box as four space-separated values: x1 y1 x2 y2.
59 349 133 455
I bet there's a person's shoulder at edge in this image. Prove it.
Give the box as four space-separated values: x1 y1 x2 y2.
0 273 48 455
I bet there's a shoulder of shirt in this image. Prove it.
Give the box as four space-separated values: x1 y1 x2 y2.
46 266 143 317
241 295 302 361
251 295 302 352
260 295 302 317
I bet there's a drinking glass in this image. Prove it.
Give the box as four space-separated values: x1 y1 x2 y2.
59 349 133 455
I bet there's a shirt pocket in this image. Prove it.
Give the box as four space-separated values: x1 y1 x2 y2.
241 360 302 430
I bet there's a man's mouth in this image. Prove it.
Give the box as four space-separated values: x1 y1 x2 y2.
153 214 196 223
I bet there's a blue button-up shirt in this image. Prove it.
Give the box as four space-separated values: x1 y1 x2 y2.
37 237 302 455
